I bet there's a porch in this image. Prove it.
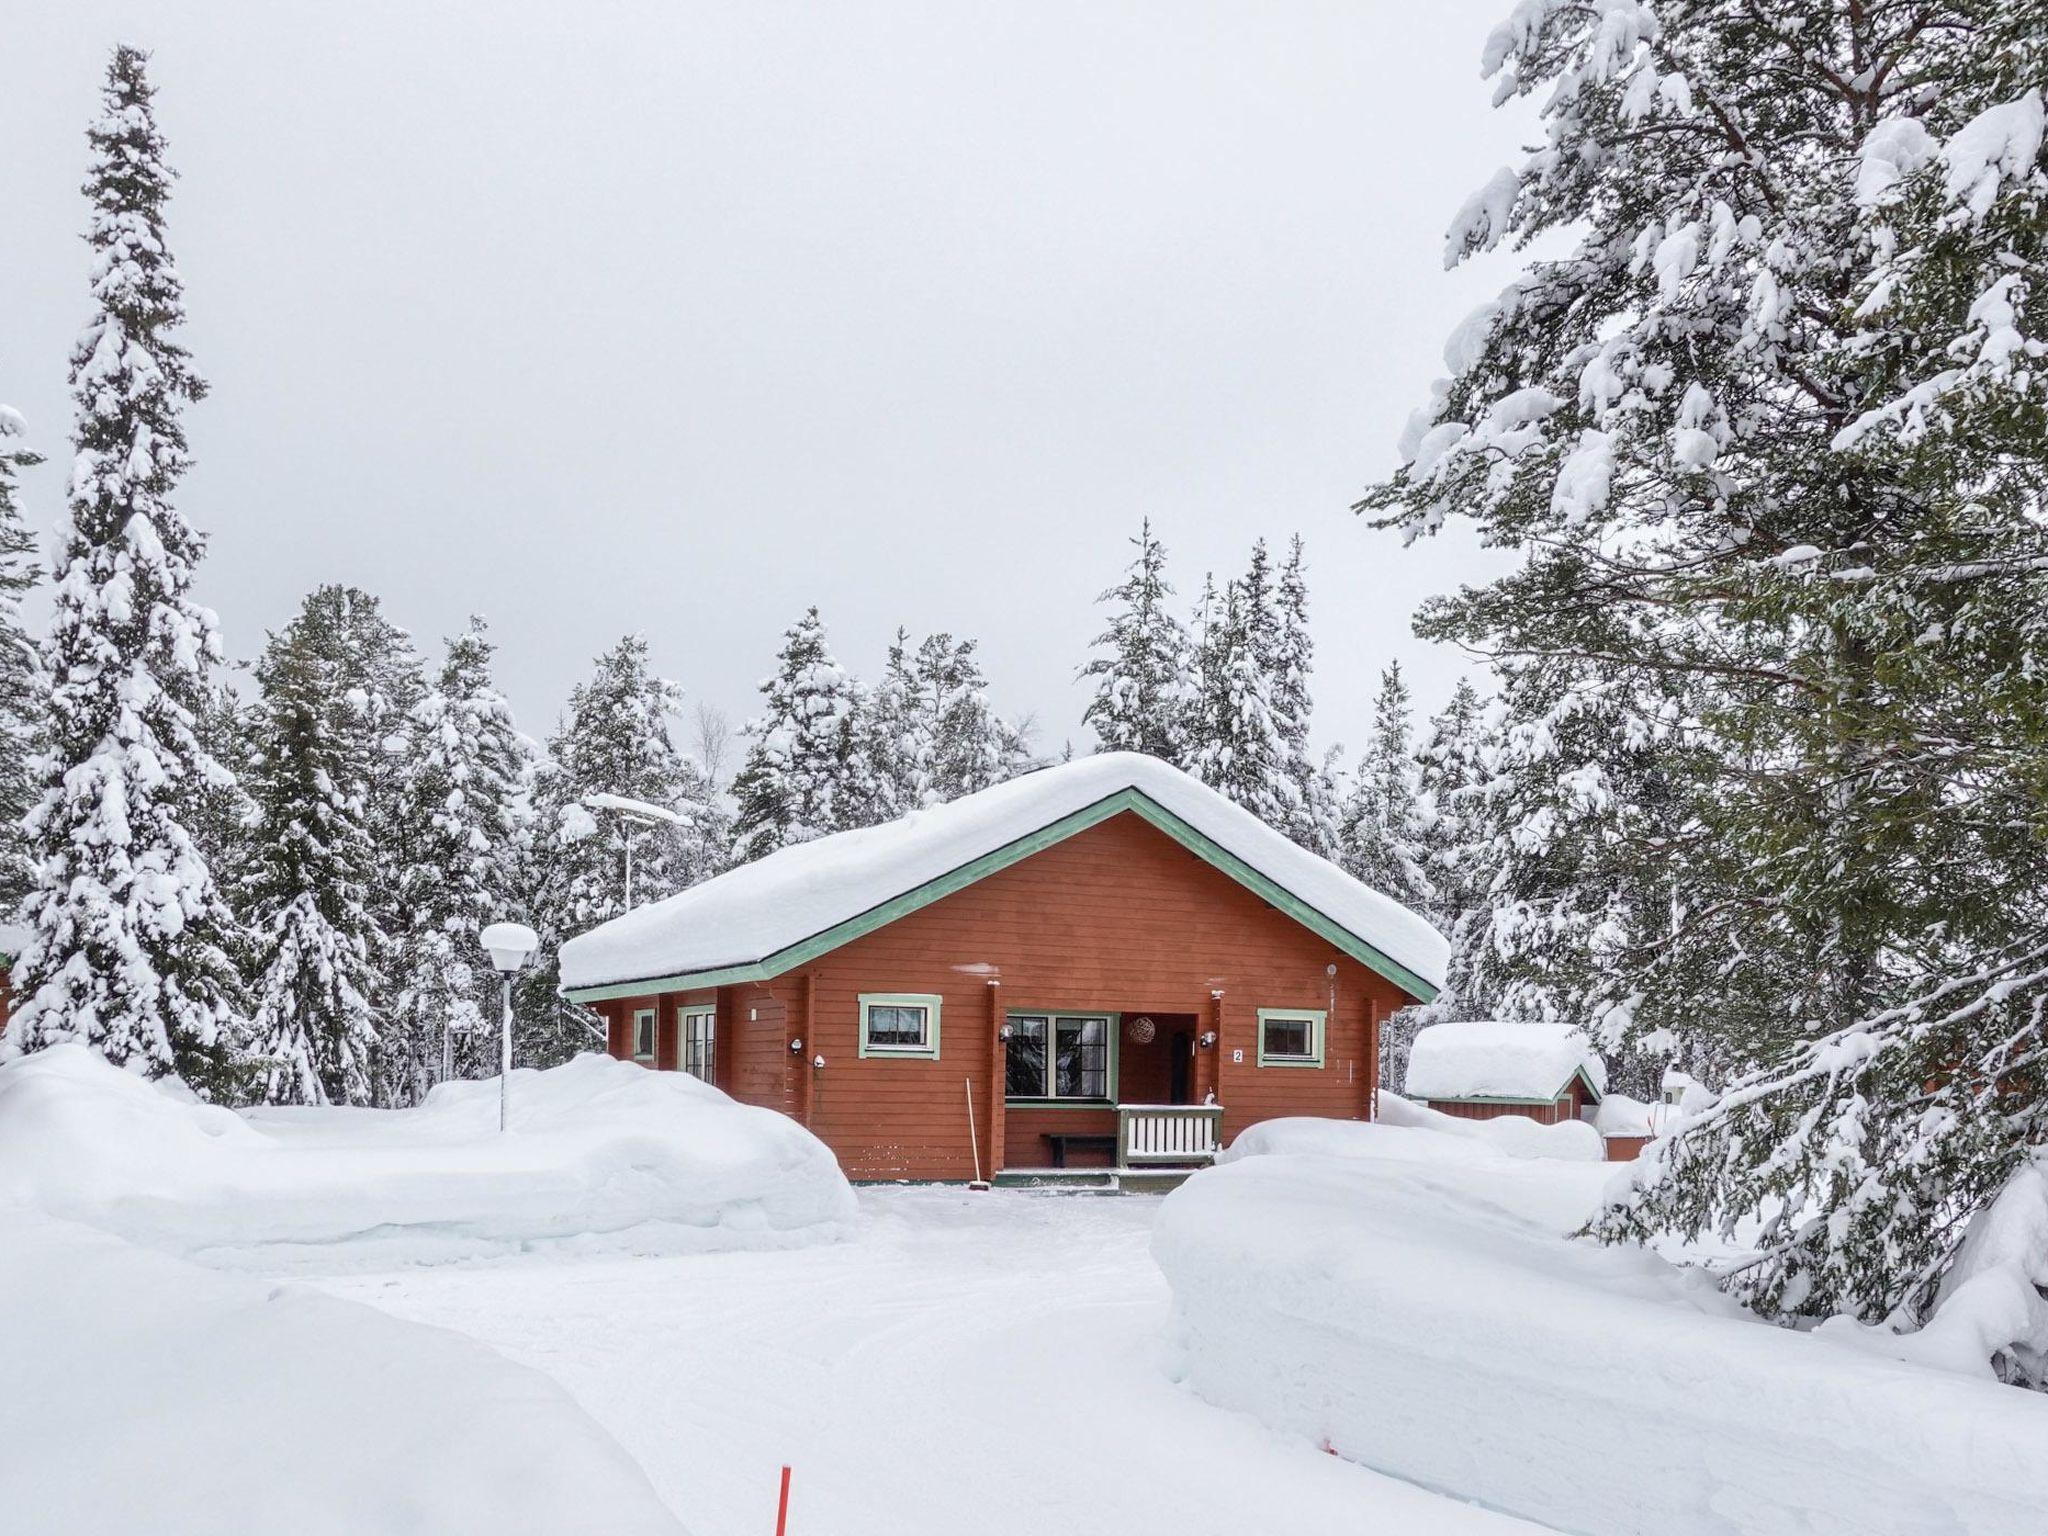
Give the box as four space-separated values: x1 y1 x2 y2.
996 1007 1225 1177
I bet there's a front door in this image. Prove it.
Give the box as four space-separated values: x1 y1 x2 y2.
1169 1029 1192 1105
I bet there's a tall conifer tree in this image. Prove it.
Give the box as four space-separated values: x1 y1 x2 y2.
1081 518 1192 764
7 47 245 1091
730 609 864 860
0 401 42 913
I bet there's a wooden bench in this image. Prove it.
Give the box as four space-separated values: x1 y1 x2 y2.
1042 1132 1118 1169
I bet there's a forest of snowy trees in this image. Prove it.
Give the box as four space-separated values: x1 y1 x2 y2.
3 4 2044 1364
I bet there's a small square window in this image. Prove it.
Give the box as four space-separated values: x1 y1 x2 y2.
632 1008 657 1061
1257 1008 1325 1068
859 994 942 1058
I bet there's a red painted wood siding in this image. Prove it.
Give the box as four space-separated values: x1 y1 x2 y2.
602 810 1416 1181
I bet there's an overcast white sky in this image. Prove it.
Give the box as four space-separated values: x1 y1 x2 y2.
4 1 1529 764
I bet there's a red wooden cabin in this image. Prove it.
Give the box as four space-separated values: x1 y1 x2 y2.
559 754 1447 1182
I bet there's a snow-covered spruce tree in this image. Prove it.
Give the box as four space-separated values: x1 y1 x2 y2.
386 618 530 1099
848 627 928 823
523 634 718 1062
1361 1 2048 1327
0 401 43 914
6 47 247 1092
241 592 384 1105
1269 535 1339 855
1188 579 1293 825
1080 518 1192 765
912 632 1035 803
730 608 865 860
1339 664 1432 913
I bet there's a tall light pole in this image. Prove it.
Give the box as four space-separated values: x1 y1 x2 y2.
583 792 683 911
481 921 538 1132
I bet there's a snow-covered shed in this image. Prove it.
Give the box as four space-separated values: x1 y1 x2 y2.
559 752 1448 1182
1403 1021 1606 1129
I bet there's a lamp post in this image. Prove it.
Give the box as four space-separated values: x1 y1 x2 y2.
481 921 538 1132
583 793 683 911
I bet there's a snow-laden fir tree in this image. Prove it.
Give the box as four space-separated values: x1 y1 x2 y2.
386 617 530 1099
1339 664 1432 913
5 47 246 1092
1269 536 1339 855
848 628 928 823
1080 518 1192 765
1361 0 2048 1332
241 591 385 1105
524 634 720 1061
730 608 865 860
1188 577 1293 826
913 632 1033 803
0 400 42 914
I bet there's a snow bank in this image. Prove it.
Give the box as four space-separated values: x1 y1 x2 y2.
1230 1098 1605 1164
0 1045 855 1268
1404 1018 1606 1101
1156 1140 2048 1536
0 1211 686 1536
560 751 1448 995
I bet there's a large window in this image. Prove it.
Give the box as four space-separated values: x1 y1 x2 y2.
1005 1014 1114 1102
632 1008 657 1062
1257 1008 1325 1068
858 994 942 1059
680 1007 715 1083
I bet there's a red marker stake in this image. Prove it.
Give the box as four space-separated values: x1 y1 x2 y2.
775 1466 792 1536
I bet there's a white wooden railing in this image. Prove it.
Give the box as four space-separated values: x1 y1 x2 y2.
1117 1104 1224 1167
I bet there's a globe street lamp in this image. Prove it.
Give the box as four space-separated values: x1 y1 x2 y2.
481 921 538 1132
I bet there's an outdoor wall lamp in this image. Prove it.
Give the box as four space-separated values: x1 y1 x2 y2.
998 1023 1015 1041
789 1037 804 1054
1198 1031 1218 1049
812 1054 826 1070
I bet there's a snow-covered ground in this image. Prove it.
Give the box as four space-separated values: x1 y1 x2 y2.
311 1187 1540 1536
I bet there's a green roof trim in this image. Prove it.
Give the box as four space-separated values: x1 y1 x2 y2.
560 787 1441 1005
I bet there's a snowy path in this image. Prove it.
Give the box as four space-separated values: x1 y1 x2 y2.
314 1187 1540 1536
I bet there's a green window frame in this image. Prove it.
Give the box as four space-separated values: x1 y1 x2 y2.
679 1006 716 1082
1003 1012 1120 1105
858 993 943 1059
632 1007 657 1062
1257 1008 1325 1068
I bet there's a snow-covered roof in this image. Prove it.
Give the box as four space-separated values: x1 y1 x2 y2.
0 923 29 962
1404 1021 1606 1103
559 752 1448 998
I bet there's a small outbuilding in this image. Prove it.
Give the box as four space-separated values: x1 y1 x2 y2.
1404 1020 1607 1127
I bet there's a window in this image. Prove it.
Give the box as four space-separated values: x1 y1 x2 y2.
632 1008 657 1062
1257 1008 1325 1068
680 1007 715 1083
858 994 942 1059
1005 1013 1114 1102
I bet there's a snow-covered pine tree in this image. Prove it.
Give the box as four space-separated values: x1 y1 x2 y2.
730 608 864 860
848 627 928 822
1361 0 2048 1327
241 592 384 1106
387 617 530 1099
524 634 718 1062
1339 664 1432 913
6 47 246 1092
1080 518 1192 765
0 400 43 914
1269 535 1338 855
1187 579 1291 825
914 632 1034 802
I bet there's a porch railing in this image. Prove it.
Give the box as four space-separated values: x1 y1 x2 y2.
1117 1103 1224 1167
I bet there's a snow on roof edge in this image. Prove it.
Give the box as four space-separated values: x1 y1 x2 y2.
559 753 1449 997
1404 1020 1608 1103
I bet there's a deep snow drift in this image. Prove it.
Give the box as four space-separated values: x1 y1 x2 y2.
0 1045 855 1267
1155 1122 2048 1536
0 1212 688 1536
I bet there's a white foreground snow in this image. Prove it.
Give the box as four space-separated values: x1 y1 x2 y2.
1155 1125 2048 1536
0 1045 855 1268
311 1188 1540 1536
0 1211 687 1536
